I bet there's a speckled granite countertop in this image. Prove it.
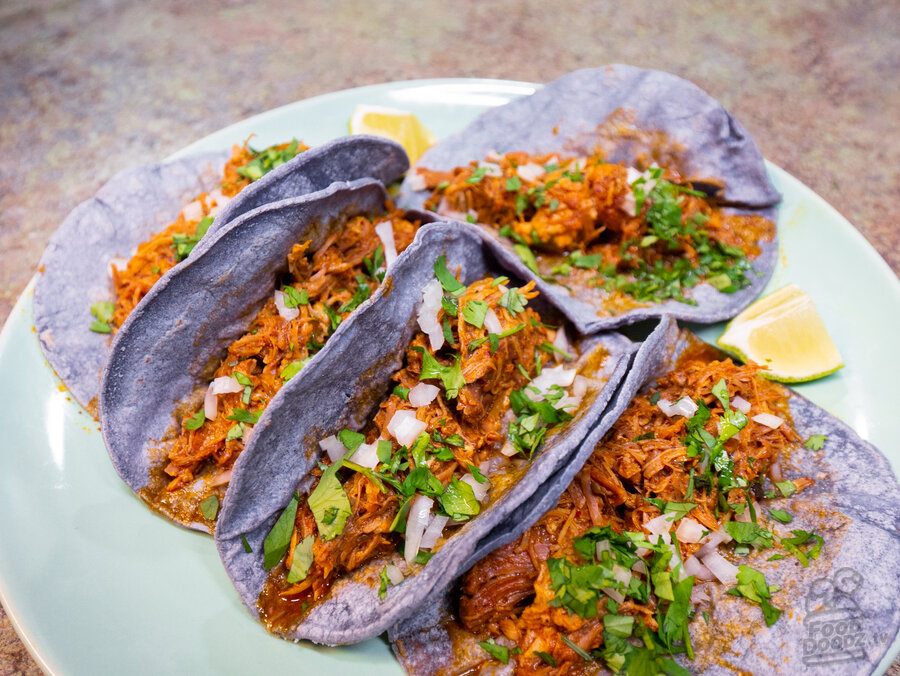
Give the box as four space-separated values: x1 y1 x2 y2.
1 1 898 674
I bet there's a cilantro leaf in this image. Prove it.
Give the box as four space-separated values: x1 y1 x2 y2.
199 495 219 520
723 521 774 549
498 288 528 315
307 455 352 541
478 638 511 664
263 494 299 569
437 477 480 521
434 255 466 295
285 535 315 583
804 434 827 451
462 299 489 328
225 408 261 424
414 347 465 398
183 409 205 431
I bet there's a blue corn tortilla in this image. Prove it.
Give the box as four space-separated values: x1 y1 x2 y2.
397 65 780 333
214 221 639 646
34 135 408 412
100 178 421 530
389 321 900 676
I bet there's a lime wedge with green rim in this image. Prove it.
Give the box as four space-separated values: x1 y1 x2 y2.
717 284 844 383
349 105 436 164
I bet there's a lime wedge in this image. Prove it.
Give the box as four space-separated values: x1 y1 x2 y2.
348 105 436 164
717 284 844 382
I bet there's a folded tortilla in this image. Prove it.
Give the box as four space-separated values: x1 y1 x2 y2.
389 320 900 675
214 222 642 646
34 135 408 411
397 65 780 333
100 177 421 530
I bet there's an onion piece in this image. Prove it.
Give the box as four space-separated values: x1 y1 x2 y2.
500 440 518 457
419 514 449 550
242 424 254 444
631 559 648 576
684 556 715 581
516 162 544 182
387 410 427 447
644 513 675 537
461 473 489 502
404 495 433 564
408 383 440 407
552 327 571 358
526 366 576 400
204 376 243 420
752 412 784 429
204 387 218 420
602 587 625 603
350 442 379 469
658 396 698 418
407 173 427 192
675 517 705 544
697 529 733 559
107 257 128 279
691 584 711 604
385 563 405 585
479 161 503 177
274 290 299 321
483 308 503 334
612 564 632 587
181 199 203 222
208 468 232 487
732 395 752 414
701 550 739 585
417 280 444 351
374 220 398 269
319 435 346 463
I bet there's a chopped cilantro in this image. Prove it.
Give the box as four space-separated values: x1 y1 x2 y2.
307 454 352 541
478 638 511 664
285 535 314 583
235 139 301 181
534 651 557 667
505 175 522 192
263 494 299 569
434 255 466 295
199 495 219 520
767 508 793 524
467 463 487 483
437 477 480 521
393 385 409 400
728 565 782 626
282 285 309 308
414 550 434 565
89 301 115 333
723 521 773 549
241 535 252 553
498 287 528 315
414 347 465 398
462 299 489 328
560 635 592 661
513 243 539 274
804 434 827 451
780 530 823 567
280 359 309 381
225 408 261 424
225 423 244 441
183 409 205 431
338 429 366 452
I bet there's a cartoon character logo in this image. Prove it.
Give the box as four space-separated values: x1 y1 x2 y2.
802 567 870 665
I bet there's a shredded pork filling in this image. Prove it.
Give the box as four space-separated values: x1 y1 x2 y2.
109 140 308 329
256 271 595 633
457 347 815 674
418 150 774 307
151 209 419 517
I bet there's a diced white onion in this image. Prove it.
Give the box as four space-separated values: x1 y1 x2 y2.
631 559 648 576
669 545 685 579
732 395 752 414
485 150 502 162
408 383 440 408
242 424 254 444
483 308 503 334
572 376 593 399
211 376 242 395
526 366 576 400
375 220 398 269
645 513 675 537
208 468 232 487
461 473 489 502
319 435 346 463
612 564 632 587
407 173 427 192
437 198 468 222
500 440 518 457
595 540 611 558
417 279 444 351
752 412 785 429
350 442 380 469
404 495 433 564
556 395 582 412
181 199 203 222
602 587 625 603
691 584 711 604
697 529 732 559
516 162 544 182
387 410 427 447
204 376 243 420
701 550 740 585
552 327 571 359
385 563 405 585
771 455 784 482
675 517 705 544
684 556 715 581
274 290 299 321
658 396 699 418
620 190 637 217
419 514 449 550
479 161 503 177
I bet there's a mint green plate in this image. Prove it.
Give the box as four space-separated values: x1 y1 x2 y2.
1 79 898 676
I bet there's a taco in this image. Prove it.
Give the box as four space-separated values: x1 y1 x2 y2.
390 320 900 675
100 177 426 530
397 65 781 333
34 135 408 412
214 222 641 646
